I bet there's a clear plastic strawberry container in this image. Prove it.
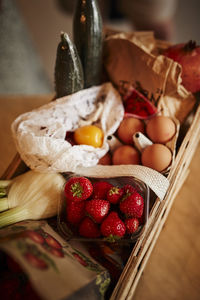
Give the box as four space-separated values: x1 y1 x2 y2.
57 173 150 244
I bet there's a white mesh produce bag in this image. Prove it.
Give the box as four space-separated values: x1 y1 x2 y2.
11 83 124 173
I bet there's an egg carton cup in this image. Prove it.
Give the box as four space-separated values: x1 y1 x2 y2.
133 115 180 174
107 113 180 175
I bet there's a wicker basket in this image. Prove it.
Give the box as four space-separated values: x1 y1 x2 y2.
2 103 200 300
110 103 200 299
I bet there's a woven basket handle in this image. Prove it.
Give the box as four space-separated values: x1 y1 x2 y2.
78 165 169 200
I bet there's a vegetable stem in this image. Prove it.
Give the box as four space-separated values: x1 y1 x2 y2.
0 180 11 199
0 180 12 188
0 188 7 198
0 206 29 228
0 197 9 212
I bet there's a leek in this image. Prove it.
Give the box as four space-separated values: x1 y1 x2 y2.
0 170 65 228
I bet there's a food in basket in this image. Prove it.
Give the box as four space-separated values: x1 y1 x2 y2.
64 176 93 202
119 192 144 218
92 181 113 199
141 144 172 172
100 212 126 239
11 82 124 173
73 0 103 88
79 216 101 238
0 171 65 228
123 88 158 119
99 111 177 173
125 218 139 234
106 186 124 204
117 116 145 145
98 152 112 165
73 124 104 148
54 32 84 98
146 115 176 144
162 40 200 93
112 145 140 165
85 199 110 223
66 198 85 225
60 175 149 242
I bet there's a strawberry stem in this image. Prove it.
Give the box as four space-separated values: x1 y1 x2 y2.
71 183 83 198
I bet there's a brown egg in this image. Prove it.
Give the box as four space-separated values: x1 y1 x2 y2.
141 144 172 172
146 115 176 144
117 117 145 145
112 145 140 165
98 152 112 165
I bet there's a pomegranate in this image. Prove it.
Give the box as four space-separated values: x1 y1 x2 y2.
163 40 200 93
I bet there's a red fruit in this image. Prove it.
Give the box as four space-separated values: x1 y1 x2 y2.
66 199 85 225
44 233 62 249
24 253 48 269
125 218 139 234
100 212 126 239
120 192 144 218
92 181 113 199
85 199 110 223
23 230 45 244
106 186 124 204
162 40 200 93
79 217 101 238
122 184 137 200
64 176 93 202
124 88 157 120
49 248 64 258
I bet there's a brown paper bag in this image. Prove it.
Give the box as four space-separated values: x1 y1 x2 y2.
103 31 196 123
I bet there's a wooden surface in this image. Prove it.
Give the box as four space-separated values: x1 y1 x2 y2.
0 95 200 300
0 95 52 177
134 142 200 300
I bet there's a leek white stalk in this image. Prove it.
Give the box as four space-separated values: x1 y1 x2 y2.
0 170 66 228
0 180 11 211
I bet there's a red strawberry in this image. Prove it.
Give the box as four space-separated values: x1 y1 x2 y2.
100 212 126 239
120 192 144 218
66 199 85 225
64 176 93 202
107 186 124 204
79 217 101 238
123 184 137 199
85 199 110 223
92 181 113 199
125 218 139 234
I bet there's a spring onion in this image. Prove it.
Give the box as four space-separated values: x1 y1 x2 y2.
0 170 65 228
